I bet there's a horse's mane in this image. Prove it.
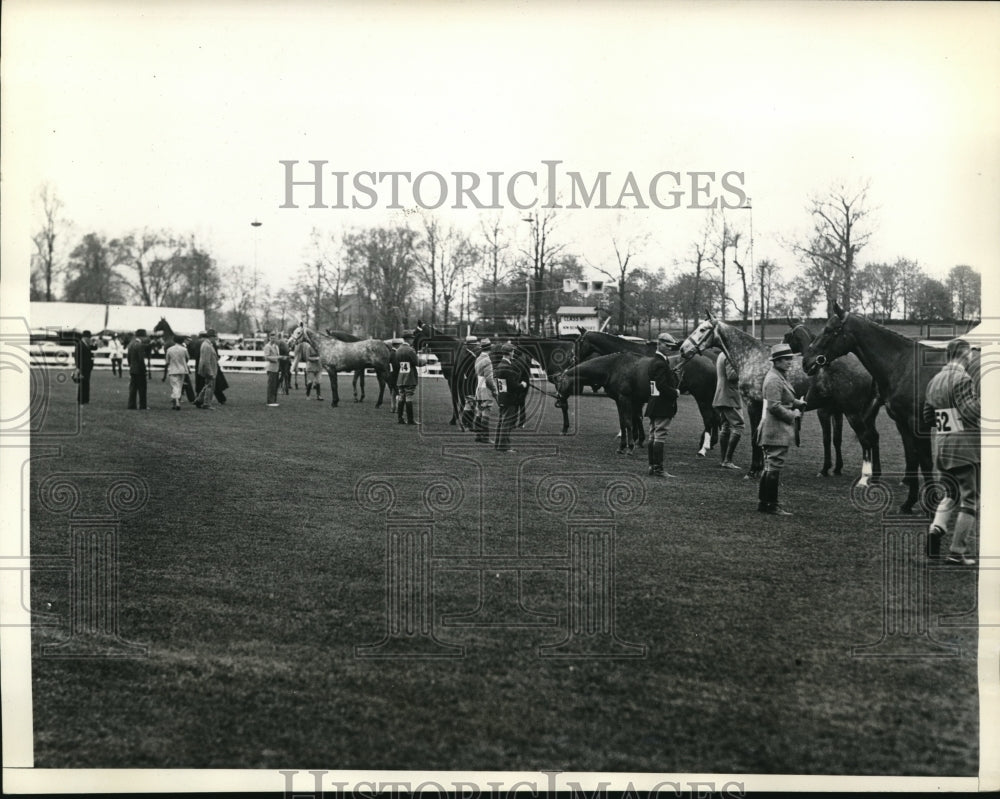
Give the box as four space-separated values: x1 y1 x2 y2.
845 312 920 349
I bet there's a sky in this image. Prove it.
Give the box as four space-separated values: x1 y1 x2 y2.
3 0 999 312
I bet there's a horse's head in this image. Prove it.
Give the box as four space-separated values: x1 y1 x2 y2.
802 302 852 375
575 330 601 362
153 318 169 335
679 319 716 360
287 324 305 349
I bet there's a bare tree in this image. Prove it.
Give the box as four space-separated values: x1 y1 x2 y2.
31 184 69 301
793 181 874 313
413 213 446 325
948 264 981 321
479 215 513 322
521 208 566 334
592 215 650 332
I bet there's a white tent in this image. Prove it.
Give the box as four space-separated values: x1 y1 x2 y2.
30 302 205 336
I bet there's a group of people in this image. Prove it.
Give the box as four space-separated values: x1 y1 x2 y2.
72 323 981 563
455 335 531 452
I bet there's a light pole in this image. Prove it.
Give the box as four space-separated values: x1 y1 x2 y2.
251 220 262 334
522 215 536 334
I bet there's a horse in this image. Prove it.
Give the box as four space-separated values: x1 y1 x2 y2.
287 324 391 408
783 319 883 480
802 303 938 514
576 328 720 456
554 352 656 454
152 317 229 404
679 318 810 481
410 322 470 426
323 328 378 403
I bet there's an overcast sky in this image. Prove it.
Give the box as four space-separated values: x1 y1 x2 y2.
3 0 999 309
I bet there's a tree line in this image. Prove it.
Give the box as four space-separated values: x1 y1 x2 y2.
31 181 981 339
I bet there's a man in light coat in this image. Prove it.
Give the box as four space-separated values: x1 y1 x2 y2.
923 339 980 566
472 338 497 443
757 343 807 515
195 329 220 409
162 336 190 410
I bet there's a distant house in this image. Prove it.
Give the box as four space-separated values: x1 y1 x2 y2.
556 306 601 336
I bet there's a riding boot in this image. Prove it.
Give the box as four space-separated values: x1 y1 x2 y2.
398 402 405 424
462 407 475 432
758 471 770 512
718 429 731 465
306 383 312 397
725 433 742 466
647 439 658 474
766 472 792 515
406 401 415 425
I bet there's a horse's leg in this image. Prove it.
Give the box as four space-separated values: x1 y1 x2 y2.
846 412 874 487
560 401 570 435
696 399 714 456
832 411 844 475
635 406 646 447
897 422 919 514
352 372 359 402
623 400 636 455
328 367 339 407
746 400 764 480
374 370 386 408
817 409 833 477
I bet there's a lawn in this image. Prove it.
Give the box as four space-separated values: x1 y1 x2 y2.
28 369 978 774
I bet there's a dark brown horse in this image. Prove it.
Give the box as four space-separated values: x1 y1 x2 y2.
555 352 660 454
802 304 937 513
576 328 719 455
783 319 883 480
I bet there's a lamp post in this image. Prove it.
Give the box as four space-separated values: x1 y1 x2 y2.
251 220 262 334
522 215 536 334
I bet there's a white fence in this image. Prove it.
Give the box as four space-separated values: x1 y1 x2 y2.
29 344 444 378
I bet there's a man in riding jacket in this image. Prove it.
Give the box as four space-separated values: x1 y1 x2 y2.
394 334 419 425
713 352 745 469
292 335 323 401
757 343 808 515
472 338 497 443
459 335 482 432
645 332 681 478
922 339 980 566
494 342 527 452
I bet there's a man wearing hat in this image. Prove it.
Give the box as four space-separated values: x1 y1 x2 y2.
494 342 527 452
457 335 482 432
126 328 150 410
194 329 220 409
757 342 808 515
108 333 124 379
471 338 497 442
713 351 745 469
73 330 96 405
293 332 324 401
645 332 682 477
393 334 419 425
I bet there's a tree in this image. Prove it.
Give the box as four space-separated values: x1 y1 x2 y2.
219 263 263 335
909 276 952 321
479 215 513 323
521 209 566 333
679 219 714 331
111 229 182 306
895 258 924 320
63 233 127 304
786 274 820 320
440 232 480 327
591 216 650 332
756 258 781 336
793 182 874 313
413 214 445 325
31 184 69 302
630 267 671 337
669 271 721 334
948 265 981 320
170 238 222 315
344 226 419 337
855 261 902 322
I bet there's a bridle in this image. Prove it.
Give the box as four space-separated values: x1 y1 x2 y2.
810 315 847 369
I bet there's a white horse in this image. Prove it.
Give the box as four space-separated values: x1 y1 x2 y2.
287 324 392 408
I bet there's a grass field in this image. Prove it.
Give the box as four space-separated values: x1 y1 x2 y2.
28 369 979 774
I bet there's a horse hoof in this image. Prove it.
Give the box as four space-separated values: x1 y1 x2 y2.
833 469 843 476
697 450 707 458
816 471 829 478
